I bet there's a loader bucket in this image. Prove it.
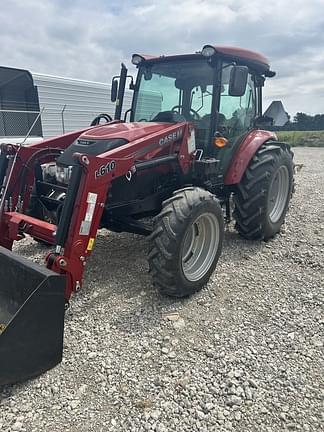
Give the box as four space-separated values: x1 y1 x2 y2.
0 246 66 386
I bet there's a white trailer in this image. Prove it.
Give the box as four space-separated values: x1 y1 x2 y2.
32 73 132 138
0 66 132 144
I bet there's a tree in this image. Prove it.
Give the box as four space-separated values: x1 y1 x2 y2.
293 112 314 130
275 112 324 131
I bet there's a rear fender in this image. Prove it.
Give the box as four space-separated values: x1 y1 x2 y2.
224 130 277 185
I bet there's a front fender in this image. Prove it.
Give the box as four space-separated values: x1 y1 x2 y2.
224 129 277 185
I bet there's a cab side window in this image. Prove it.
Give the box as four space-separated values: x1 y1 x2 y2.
219 66 256 139
190 85 213 117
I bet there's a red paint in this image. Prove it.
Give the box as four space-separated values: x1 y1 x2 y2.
82 122 172 143
211 46 269 70
3 212 56 244
224 130 277 185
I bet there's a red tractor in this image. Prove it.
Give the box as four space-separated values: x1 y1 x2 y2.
0 44 294 385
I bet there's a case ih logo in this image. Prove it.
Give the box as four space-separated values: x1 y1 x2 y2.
159 128 183 146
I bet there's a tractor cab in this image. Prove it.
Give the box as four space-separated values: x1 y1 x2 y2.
112 45 284 158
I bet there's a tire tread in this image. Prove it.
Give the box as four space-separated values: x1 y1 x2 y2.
233 143 294 240
148 187 223 297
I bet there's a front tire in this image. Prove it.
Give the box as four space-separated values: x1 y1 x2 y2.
233 143 294 240
148 187 224 297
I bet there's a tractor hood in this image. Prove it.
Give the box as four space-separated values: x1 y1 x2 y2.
82 121 173 142
56 122 181 166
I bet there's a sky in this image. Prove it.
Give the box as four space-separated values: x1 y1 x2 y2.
1 0 324 117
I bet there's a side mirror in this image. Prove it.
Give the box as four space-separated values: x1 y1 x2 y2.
111 79 118 102
228 66 248 97
263 101 289 127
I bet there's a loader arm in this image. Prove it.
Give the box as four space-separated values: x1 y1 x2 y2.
45 121 192 299
0 121 192 301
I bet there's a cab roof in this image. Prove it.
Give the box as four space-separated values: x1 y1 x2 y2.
134 45 274 76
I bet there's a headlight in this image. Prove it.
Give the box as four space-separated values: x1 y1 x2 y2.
42 163 57 178
55 165 72 184
132 54 145 65
201 45 216 57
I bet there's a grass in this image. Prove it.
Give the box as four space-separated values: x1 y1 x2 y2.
276 130 324 147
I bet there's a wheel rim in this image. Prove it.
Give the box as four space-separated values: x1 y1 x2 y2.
181 213 220 282
268 165 290 223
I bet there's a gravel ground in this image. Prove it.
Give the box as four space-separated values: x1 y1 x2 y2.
0 147 323 432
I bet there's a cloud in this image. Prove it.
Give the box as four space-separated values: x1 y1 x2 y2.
0 0 323 115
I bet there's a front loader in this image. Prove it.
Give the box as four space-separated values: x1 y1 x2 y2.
0 44 294 385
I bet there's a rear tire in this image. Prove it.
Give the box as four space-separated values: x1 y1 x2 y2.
148 187 224 297
233 143 294 240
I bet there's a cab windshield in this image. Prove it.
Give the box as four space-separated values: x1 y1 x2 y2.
133 60 214 122
132 59 215 148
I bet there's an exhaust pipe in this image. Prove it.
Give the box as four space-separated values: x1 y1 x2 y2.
0 246 65 386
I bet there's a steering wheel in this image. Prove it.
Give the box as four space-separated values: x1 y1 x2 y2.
171 105 201 120
90 113 113 126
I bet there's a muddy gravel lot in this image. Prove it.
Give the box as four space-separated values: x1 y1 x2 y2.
0 147 323 432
